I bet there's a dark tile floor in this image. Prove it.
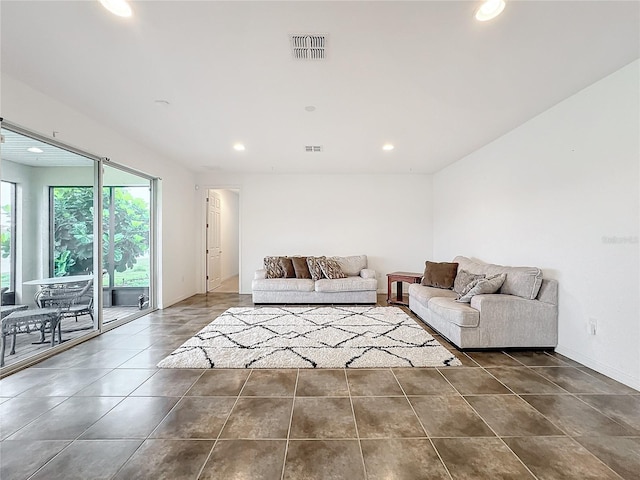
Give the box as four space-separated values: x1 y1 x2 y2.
0 293 638 479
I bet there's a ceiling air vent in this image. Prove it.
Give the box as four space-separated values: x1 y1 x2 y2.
290 34 327 60
305 145 323 153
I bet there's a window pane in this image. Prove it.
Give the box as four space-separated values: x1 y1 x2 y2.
112 186 150 288
52 187 94 276
0 181 15 291
102 165 152 323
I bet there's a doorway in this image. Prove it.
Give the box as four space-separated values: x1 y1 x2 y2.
206 189 239 293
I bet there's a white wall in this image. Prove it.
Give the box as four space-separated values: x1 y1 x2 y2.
213 189 240 281
1 160 41 305
433 60 640 389
198 173 434 295
1 74 198 308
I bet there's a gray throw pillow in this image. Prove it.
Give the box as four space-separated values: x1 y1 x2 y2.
456 273 506 303
453 270 485 294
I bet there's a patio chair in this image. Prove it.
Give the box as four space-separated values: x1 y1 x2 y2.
1 307 62 367
38 280 94 328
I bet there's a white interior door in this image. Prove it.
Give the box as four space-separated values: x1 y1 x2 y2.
206 191 222 291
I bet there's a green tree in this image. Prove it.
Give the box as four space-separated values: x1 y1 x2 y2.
53 187 149 276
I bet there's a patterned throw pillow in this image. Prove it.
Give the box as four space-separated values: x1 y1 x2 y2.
317 257 347 279
306 256 326 281
453 270 486 295
264 256 284 279
456 273 506 303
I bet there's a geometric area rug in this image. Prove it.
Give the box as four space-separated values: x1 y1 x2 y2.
157 306 462 369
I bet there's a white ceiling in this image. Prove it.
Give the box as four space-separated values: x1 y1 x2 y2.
1 130 95 167
1 1 638 174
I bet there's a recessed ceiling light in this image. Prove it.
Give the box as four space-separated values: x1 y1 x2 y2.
382 144 394 151
27 147 44 153
475 0 506 22
154 99 170 106
99 0 133 18
233 143 246 151
304 106 316 112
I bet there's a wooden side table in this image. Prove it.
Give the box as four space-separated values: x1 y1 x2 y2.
387 271 422 306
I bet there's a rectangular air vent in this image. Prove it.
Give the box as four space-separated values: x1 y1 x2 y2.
290 34 327 60
305 145 323 152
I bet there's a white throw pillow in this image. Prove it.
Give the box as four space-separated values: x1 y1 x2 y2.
456 273 506 303
331 255 367 276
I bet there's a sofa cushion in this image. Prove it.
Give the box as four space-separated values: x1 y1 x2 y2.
497 266 543 300
453 270 485 295
360 269 376 279
428 297 480 327
279 257 296 278
264 256 284 279
307 256 326 281
408 284 458 304
331 255 367 276
291 256 312 279
315 277 378 293
252 278 315 292
453 256 543 300
456 273 506 303
421 261 458 289
317 257 347 279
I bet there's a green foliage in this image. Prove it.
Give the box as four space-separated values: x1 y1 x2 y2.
53 187 149 277
1 204 12 259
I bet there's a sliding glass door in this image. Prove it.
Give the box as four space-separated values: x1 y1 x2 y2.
0 123 157 372
101 164 153 325
1 127 98 369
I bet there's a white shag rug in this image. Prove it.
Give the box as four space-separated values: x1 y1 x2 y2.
157 306 462 369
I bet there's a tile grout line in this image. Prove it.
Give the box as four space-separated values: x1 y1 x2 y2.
192 368 255 479
497 359 640 432
452 355 636 478
108 368 207 479
344 368 368 480
23 393 132 480
434 366 541 480
389 368 454 480
280 368 299 480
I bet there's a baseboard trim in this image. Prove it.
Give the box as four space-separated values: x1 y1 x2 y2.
555 344 639 391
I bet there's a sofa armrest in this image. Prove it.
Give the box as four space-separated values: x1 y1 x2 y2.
254 269 267 280
470 293 558 346
360 269 376 279
470 294 557 321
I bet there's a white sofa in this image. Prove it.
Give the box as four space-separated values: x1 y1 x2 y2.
252 255 377 304
409 256 558 349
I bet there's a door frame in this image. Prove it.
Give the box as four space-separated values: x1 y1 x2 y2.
198 185 242 294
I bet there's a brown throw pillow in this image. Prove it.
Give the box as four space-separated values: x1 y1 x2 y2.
306 256 326 281
291 257 312 279
421 261 459 289
264 256 284 279
279 257 296 278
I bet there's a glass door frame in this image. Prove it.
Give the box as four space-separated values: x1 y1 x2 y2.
100 159 158 332
0 119 158 375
